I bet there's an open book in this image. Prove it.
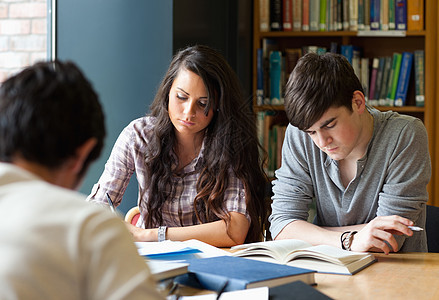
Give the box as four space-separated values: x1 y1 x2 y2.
231 239 376 275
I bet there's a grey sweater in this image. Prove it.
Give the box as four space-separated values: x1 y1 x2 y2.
269 107 431 252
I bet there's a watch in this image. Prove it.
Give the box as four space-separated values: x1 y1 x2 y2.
158 226 167 242
341 231 358 251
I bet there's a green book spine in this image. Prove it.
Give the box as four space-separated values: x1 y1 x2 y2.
388 53 402 101
389 0 396 29
319 0 327 31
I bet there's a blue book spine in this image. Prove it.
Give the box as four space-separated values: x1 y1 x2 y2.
395 0 407 30
394 52 413 106
256 48 264 106
269 51 282 105
341 45 353 64
370 0 380 30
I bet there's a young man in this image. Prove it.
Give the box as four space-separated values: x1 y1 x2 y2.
269 53 431 253
0 61 163 299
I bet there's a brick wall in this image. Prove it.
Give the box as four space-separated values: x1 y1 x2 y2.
0 0 47 83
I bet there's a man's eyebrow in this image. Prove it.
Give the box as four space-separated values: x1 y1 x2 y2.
320 117 336 129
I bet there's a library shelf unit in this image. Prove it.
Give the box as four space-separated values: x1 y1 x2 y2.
252 0 439 205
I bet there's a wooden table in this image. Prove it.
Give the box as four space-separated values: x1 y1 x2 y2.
314 252 439 299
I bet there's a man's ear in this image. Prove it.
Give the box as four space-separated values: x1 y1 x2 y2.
70 138 97 174
352 90 367 113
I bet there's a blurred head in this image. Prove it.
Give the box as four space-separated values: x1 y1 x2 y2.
0 60 105 179
284 52 364 131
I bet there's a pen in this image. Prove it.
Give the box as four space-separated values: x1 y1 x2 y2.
216 280 228 300
106 192 115 213
408 226 423 231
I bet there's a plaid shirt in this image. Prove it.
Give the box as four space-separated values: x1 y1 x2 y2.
88 116 248 228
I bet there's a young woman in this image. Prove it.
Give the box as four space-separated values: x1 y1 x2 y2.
88 45 267 247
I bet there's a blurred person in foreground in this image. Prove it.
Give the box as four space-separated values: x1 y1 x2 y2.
0 61 164 300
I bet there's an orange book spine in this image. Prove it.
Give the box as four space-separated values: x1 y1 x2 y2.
407 0 424 31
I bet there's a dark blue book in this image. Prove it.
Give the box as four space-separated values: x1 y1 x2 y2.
370 0 380 30
394 52 413 106
396 0 407 30
269 280 333 299
173 256 315 292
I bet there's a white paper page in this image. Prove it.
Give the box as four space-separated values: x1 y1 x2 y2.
135 239 230 258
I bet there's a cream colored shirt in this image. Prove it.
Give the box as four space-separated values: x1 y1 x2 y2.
0 163 164 300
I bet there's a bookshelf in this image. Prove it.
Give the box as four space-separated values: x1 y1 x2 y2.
252 0 438 205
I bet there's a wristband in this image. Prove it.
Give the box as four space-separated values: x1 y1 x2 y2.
158 226 167 242
341 231 358 251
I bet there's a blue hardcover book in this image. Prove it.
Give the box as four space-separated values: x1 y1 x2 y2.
173 256 316 292
395 0 407 30
394 52 413 106
256 48 264 106
269 51 283 105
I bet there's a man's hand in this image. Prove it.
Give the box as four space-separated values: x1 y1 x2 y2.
350 215 414 254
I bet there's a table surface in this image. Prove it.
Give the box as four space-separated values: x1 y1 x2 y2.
174 252 439 299
314 252 439 299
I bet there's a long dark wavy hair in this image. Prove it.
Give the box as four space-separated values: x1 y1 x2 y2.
142 45 268 243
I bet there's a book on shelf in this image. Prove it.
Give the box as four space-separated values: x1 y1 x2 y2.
394 51 414 107
270 0 283 31
373 57 385 102
386 52 402 105
231 239 377 275
269 50 283 105
368 57 380 106
262 38 279 104
360 57 370 100
340 45 361 65
336 0 343 30
395 0 407 30
342 0 349 30
173 255 316 292
302 0 310 31
414 49 425 107
319 0 327 31
282 0 293 31
292 0 303 31
407 0 424 31
358 0 365 30
349 0 358 31
380 0 389 30
256 48 264 106
388 0 396 30
378 56 392 106
363 0 371 30
285 48 302 80
310 0 320 31
259 0 270 32
370 0 380 30
329 0 336 31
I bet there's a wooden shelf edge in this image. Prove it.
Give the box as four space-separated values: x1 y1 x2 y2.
258 30 426 38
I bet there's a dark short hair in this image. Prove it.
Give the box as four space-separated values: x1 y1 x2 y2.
284 52 364 130
0 60 105 173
